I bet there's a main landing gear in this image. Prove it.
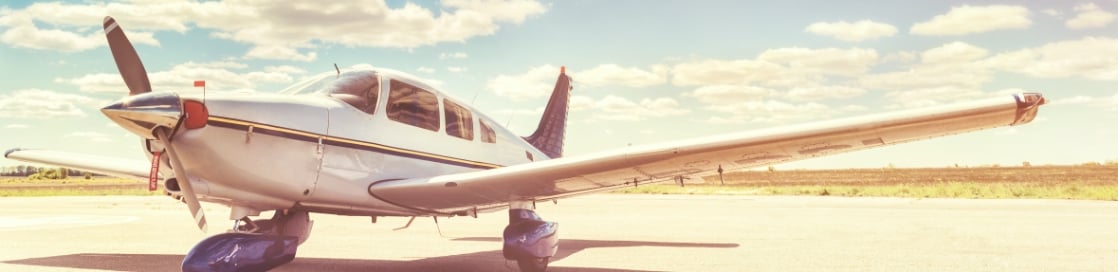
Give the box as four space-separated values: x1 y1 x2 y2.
502 201 559 272
181 210 312 272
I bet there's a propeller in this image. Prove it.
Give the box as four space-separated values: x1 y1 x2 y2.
157 128 208 232
103 16 206 232
102 16 152 96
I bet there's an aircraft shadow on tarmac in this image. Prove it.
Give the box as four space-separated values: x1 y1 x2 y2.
4 238 738 271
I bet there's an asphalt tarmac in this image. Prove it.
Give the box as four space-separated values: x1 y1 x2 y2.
1 195 1116 271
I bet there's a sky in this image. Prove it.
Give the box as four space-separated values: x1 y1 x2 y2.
1 0 1116 170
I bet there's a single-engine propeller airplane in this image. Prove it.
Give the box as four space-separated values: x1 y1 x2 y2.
4 16 1047 272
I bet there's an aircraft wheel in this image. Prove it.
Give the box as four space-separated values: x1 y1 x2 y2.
517 257 549 272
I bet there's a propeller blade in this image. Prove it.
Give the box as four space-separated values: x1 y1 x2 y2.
102 16 152 96
155 128 208 232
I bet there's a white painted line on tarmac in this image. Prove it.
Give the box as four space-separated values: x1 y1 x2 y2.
0 215 139 231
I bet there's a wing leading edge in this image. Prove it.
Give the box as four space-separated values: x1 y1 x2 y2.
368 93 1046 215
4 149 150 180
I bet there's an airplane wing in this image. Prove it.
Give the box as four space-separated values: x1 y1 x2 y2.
368 93 1046 215
4 149 150 180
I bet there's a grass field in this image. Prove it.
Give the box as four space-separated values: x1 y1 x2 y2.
3 165 1118 200
0 177 160 197
614 165 1118 201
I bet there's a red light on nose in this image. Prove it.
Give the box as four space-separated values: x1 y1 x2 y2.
183 100 208 129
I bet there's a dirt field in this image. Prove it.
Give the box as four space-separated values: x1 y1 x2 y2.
709 165 1118 186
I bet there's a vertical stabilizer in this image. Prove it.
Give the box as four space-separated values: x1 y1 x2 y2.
524 67 572 159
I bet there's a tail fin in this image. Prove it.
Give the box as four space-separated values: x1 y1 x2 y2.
524 67 572 159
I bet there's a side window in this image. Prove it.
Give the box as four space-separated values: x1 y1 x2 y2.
444 99 474 140
387 80 440 131
479 119 497 143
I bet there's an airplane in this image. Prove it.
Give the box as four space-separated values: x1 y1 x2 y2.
3 16 1047 272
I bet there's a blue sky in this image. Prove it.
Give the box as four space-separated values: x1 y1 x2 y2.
1 0 1116 169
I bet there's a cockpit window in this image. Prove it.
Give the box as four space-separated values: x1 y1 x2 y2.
443 99 473 140
280 71 380 115
480 119 496 143
387 80 440 132
280 71 376 93
330 72 379 114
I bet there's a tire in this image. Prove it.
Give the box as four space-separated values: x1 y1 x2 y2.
517 257 549 272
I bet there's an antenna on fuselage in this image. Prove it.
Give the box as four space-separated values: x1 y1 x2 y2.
334 63 340 78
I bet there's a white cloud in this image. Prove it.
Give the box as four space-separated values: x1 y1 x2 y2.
447 66 467 73
575 64 667 88
884 86 985 108
684 85 772 104
672 47 878 87
784 85 866 101
860 65 989 91
910 5 1031 36
0 1 547 61
0 89 101 119
881 51 918 64
758 48 878 77
440 52 469 59
682 84 860 123
857 42 1021 108
1048 94 1118 109
921 41 989 64
984 37 1118 80
568 95 595 112
5 124 29 129
0 9 159 52
6 2 191 32
200 0 547 60
591 95 689 121
840 105 869 112
861 42 994 94
1052 95 1094 105
671 59 783 86
702 100 832 124
493 107 542 117
1042 9 1062 17
59 61 305 93
805 20 898 42
245 45 317 62
671 48 880 124
1066 3 1116 29
417 67 436 73
263 65 307 75
488 64 666 100
487 65 561 100
65 131 113 142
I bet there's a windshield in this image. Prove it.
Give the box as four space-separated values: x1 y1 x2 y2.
280 70 378 95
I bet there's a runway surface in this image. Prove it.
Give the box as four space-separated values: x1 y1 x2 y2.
1 195 1116 271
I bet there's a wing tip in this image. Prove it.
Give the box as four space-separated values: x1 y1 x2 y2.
1011 92 1046 126
4 148 23 158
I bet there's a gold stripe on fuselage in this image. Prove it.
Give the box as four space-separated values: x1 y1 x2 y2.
207 116 501 169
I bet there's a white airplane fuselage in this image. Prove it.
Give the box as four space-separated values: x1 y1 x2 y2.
149 68 546 219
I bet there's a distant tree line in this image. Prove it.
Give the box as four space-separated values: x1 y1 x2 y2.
0 165 102 179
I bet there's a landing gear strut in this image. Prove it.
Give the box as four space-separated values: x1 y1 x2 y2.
502 201 558 272
181 209 312 272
